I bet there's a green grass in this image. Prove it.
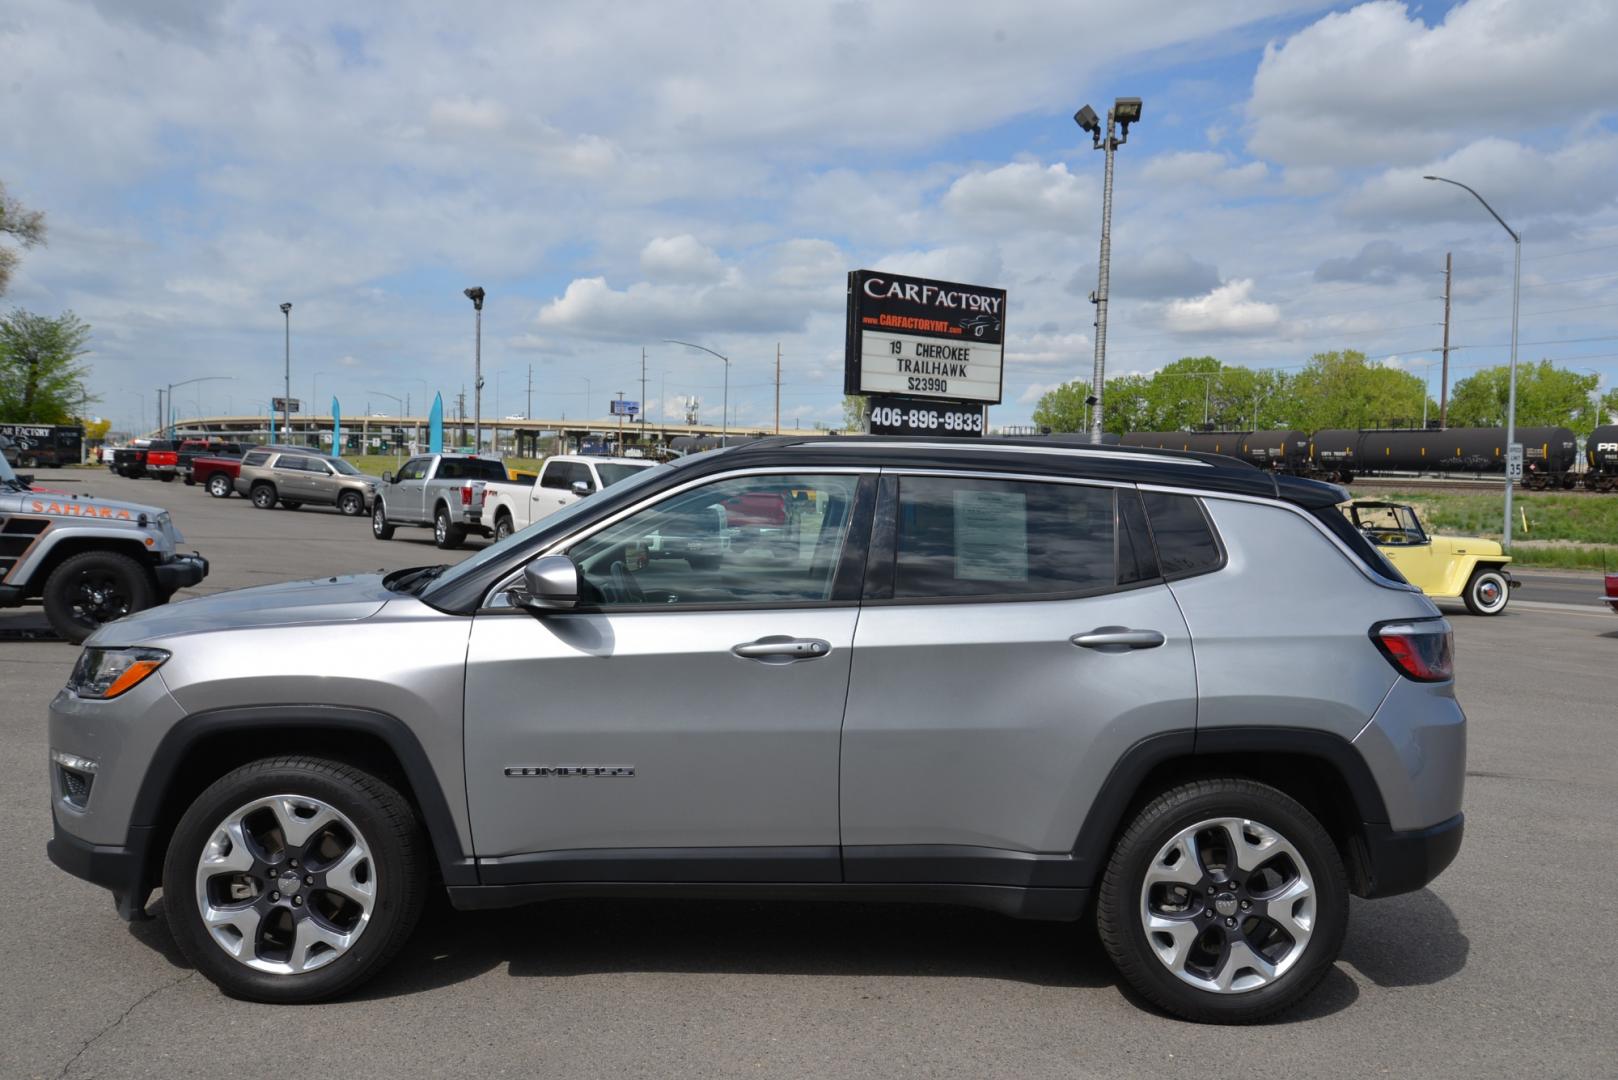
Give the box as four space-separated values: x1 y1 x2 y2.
1378 490 1618 546
342 454 545 478
1502 544 1617 570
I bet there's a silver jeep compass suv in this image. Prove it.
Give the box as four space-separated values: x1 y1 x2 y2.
46 437 1465 1021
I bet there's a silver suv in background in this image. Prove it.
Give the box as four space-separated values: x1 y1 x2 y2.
235 449 379 515
46 437 1465 1021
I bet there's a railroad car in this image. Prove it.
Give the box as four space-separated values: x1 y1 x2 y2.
1587 425 1618 492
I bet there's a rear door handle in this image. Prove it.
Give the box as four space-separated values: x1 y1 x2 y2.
732 637 832 662
1069 627 1166 650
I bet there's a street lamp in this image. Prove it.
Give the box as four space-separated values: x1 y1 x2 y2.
279 303 293 442
464 287 485 452
1424 174 1520 549
166 376 231 442
1074 95 1143 443
665 339 730 445
368 389 406 467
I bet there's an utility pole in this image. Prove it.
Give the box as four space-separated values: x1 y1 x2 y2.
775 342 782 434
279 302 292 442
640 348 648 433
526 364 532 420
155 389 164 438
463 287 485 451
1439 251 1453 429
616 391 625 455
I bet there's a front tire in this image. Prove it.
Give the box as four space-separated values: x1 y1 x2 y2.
162 756 427 1004
1097 778 1348 1024
251 483 277 509
372 501 395 540
41 550 157 643
1463 567 1510 616
337 491 364 517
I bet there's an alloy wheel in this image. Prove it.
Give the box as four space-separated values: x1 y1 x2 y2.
1139 816 1315 994
70 569 132 628
193 794 377 975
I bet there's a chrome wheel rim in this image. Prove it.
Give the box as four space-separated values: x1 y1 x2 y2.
434 514 447 543
194 794 377 975
209 476 229 496
372 505 386 535
1139 817 1315 995
1475 575 1505 611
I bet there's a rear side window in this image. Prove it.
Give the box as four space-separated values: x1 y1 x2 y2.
1141 492 1224 579
242 450 270 466
893 476 1115 599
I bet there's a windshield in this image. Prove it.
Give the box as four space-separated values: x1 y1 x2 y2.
597 462 652 487
420 462 672 601
329 457 362 475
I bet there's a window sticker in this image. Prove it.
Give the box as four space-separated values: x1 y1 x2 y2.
953 488 1027 581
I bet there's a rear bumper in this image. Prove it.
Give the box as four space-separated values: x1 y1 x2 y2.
1355 813 1464 898
47 820 156 920
154 553 208 591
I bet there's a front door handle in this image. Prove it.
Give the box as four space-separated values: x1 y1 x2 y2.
1070 627 1166 650
732 637 832 662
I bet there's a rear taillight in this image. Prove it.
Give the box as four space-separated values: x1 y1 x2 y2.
1371 619 1454 682
1605 575 1618 599
460 484 472 506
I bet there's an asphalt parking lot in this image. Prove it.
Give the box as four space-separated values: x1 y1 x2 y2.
4 467 1616 1078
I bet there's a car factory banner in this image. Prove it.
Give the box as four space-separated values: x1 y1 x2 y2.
844 270 1007 407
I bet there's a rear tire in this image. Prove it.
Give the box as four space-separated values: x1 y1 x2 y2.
251 483 277 509
1463 567 1510 616
433 506 465 550
1097 778 1348 1024
41 550 156 643
493 511 514 542
371 502 395 540
161 755 427 1004
207 473 233 498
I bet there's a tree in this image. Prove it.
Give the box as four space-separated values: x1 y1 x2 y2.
1598 388 1618 428
1447 361 1602 429
841 394 868 432
1279 350 1430 431
0 181 47 297
0 309 94 422
1032 357 1297 435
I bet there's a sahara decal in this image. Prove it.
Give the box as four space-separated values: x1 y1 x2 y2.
30 499 133 520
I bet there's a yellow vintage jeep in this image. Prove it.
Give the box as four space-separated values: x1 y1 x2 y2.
1344 500 1516 615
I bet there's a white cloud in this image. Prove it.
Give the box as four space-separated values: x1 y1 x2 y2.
1018 381 1066 405
1248 0 1618 167
639 235 724 283
1163 279 1281 334
426 96 508 133
942 161 1093 235
1140 151 1268 194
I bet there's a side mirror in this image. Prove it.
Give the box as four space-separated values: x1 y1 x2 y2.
381 471 394 483
571 479 593 497
516 554 579 612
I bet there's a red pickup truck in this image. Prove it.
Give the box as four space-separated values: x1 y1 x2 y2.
143 442 181 481
190 453 245 498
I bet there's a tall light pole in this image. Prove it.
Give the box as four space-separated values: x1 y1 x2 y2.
1074 96 1143 443
166 376 231 442
666 339 730 445
464 287 485 452
279 303 293 442
1425 175 1520 549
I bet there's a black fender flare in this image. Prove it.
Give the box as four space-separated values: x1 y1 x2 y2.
130 705 476 886
1065 726 1389 889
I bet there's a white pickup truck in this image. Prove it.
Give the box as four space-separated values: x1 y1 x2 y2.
481 455 657 540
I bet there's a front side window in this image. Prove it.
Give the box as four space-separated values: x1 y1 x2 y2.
397 459 428 482
893 476 1117 600
566 473 861 607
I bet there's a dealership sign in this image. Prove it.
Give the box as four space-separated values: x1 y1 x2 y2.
844 270 1006 406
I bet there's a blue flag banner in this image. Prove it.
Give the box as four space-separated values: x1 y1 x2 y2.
429 392 444 454
269 405 276 442
331 396 342 457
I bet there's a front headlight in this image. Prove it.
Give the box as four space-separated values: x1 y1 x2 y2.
67 647 170 700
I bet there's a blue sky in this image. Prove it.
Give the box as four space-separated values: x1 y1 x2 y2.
3 0 1615 435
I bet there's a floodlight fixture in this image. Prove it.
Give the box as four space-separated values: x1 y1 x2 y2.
1073 104 1101 140
463 286 485 311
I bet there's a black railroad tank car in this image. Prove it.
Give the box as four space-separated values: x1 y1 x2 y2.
1587 425 1618 491
1120 430 1251 457
1236 430 1311 471
1308 430 1362 480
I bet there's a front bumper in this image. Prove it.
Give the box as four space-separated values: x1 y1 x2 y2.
1355 813 1464 898
154 553 208 591
47 820 156 920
